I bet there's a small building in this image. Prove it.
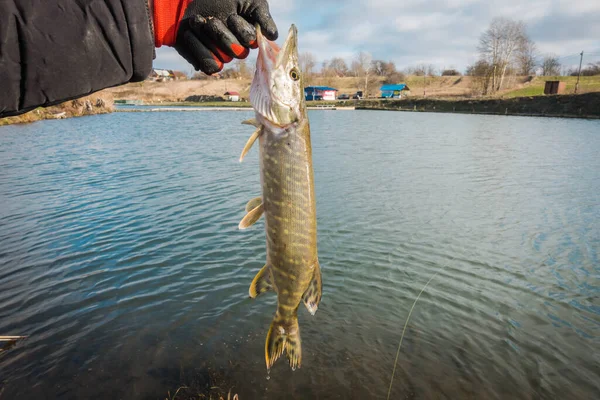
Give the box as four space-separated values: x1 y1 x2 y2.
224 91 240 102
149 68 174 82
544 81 566 95
304 86 338 101
380 84 410 98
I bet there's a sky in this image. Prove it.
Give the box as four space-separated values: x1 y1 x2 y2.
153 0 600 74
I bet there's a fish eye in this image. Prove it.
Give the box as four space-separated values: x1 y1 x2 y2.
289 68 300 81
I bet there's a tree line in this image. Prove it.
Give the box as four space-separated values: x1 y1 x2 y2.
178 16 599 97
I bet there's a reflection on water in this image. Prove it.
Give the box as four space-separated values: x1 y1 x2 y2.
0 111 599 399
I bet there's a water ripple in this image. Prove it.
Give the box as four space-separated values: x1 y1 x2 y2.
1 111 599 399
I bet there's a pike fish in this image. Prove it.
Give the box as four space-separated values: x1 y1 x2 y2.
238 24 321 370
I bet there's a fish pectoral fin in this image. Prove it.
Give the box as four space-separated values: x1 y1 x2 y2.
265 317 301 370
302 261 322 315
241 118 260 127
245 196 263 212
249 264 273 298
239 128 261 162
238 202 264 229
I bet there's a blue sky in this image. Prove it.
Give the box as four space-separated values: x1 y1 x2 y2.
153 0 600 74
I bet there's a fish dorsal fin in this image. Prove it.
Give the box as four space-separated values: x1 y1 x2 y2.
249 264 273 298
302 262 322 315
238 202 264 229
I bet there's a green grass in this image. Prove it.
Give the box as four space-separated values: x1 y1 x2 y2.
503 86 545 98
502 75 600 98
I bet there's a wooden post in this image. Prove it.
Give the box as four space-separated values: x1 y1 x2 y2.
575 51 584 94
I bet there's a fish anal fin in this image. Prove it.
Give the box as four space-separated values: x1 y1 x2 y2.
302 262 322 315
239 128 261 162
249 264 273 298
245 197 262 212
239 203 264 229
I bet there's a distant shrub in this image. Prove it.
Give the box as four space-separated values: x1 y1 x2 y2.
569 62 600 77
383 71 406 84
185 95 225 102
442 69 461 76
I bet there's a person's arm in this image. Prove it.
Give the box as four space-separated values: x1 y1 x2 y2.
0 0 154 118
0 0 277 118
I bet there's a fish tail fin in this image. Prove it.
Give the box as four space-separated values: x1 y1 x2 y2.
265 316 301 370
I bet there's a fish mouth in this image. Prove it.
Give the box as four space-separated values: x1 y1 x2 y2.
256 24 298 70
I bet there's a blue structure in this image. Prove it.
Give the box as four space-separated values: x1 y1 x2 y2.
380 84 410 98
304 86 338 101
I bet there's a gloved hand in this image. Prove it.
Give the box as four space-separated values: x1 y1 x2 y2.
152 0 278 74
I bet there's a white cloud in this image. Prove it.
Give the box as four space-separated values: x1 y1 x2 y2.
394 13 448 32
556 0 600 15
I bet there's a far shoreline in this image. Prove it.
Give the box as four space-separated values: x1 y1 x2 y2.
3 92 599 126
115 92 600 120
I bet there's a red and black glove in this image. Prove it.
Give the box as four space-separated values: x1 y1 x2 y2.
152 0 278 74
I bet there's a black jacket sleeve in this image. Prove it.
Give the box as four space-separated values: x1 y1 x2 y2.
0 0 154 118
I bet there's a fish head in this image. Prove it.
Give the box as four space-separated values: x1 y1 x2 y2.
250 24 304 128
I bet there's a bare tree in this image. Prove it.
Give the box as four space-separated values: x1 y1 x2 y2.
466 60 494 95
405 64 436 76
383 61 397 77
328 58 349 77
320 60 333 77
235 59 251 79
516 38 537 76
371 60 385 76
247 59 256 78
299 52 316 82
356 51 372 95
441 69 461 76
581 62 600 76
372 60 405 83
350 60 362 77
478 17 528 91
569 62 600 77
383 71 406 84
541 55 561 76
406 64 426 76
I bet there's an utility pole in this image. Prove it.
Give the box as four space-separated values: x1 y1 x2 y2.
575 51 583 94
423 73 426 97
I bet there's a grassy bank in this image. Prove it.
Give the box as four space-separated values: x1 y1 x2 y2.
502 75 600 98
0 94 114 126
353 92 600 119
155 101 252 108
145 100 345 108
108 75 600 105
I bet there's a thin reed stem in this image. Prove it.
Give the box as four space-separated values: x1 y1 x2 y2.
386 269 444 400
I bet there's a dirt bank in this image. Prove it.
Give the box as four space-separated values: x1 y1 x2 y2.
0 93 114 126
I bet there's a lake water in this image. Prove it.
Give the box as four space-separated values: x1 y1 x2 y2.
0 110 599 399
